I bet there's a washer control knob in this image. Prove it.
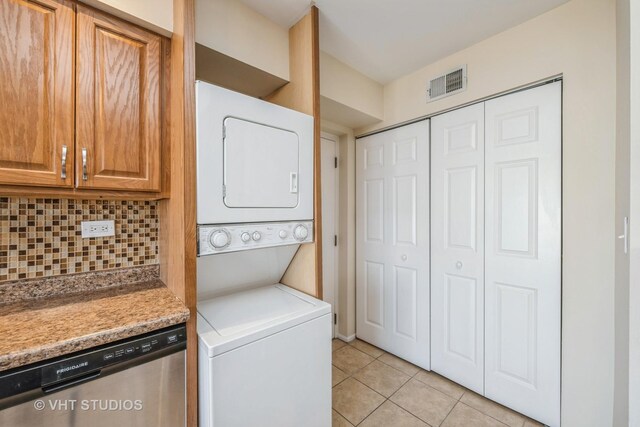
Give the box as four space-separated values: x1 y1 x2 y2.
279 230 288 239
209 229 231 249
240 232 251 243
293 224 309 241
252 231 262 241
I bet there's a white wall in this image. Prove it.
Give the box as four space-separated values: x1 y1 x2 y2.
614 0 630 425
355 0 617 425
195 0 290 81
628 0 640 424
81 0 173 35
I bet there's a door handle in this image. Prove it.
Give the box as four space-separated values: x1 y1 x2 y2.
290 172 298 193
61 145 67 180
456 261 463 270
618 217 629 254
82 148 88 181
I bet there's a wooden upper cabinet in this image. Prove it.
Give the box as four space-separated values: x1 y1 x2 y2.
76 5 162 192
0 0 75 187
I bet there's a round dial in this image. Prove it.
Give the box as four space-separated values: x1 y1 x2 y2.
209 229 231 249
293 224 309 241
240 232 251 243
252 231 262 241
278 230 288 239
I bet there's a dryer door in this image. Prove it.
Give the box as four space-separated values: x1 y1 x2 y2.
223 118 299 208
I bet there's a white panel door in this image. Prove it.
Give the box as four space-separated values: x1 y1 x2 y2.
356 120 430 368
484 82 561 427
431 103 485 393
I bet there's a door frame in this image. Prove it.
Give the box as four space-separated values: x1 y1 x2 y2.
321 131 340 337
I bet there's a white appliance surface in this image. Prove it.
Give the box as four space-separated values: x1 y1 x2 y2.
224 118 299 208
197 244 299 300
198 284 331 356
198 285 332 427
196 81 314 224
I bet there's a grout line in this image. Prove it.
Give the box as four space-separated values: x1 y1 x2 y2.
333 341 527 427
452 402 510 427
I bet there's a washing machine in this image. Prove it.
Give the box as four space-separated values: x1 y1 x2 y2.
195 82 331 427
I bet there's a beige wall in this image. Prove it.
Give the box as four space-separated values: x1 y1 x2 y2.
354 0 617 425
195 0 289 81
320 52 383 128
81 0 173 35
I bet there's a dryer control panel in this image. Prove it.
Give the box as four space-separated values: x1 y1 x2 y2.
198 221 313 256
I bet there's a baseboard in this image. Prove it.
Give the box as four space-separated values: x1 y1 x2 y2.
336 333 356 342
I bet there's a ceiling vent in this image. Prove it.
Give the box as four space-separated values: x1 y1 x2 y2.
427 65 467 102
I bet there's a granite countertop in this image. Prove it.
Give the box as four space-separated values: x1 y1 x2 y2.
0 266 190 372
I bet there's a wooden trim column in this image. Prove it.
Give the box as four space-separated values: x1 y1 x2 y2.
266 6 323 298
159 0 197 425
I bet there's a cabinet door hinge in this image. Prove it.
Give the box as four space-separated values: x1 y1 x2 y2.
334 156 338 168
334 235 338 247
334 313 337 325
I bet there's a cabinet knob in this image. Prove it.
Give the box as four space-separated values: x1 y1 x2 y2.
456 261 463 269
82 148 88 181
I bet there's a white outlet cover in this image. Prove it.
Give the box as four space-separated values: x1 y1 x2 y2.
81 220 115 238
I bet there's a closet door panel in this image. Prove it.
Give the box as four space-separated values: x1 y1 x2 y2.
431 103 485 393
356 120 430 368
484 82 561 427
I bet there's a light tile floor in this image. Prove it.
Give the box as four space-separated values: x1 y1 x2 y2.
331 339 545 427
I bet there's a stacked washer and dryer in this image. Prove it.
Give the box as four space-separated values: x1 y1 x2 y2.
195 81 332 427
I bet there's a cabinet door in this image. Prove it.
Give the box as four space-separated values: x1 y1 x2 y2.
0 0 74 187
430 103 485 394
76 5 162 191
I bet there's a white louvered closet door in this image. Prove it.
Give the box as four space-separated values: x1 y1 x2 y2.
430 103 485 394
356 120 430 369
484 82 561 427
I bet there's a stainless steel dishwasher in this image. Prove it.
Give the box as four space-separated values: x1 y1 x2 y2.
0 324 186 427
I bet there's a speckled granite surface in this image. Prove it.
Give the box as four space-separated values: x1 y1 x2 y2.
0 265 161 304
0 267 190 372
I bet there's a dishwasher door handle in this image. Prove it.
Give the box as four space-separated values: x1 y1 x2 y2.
42 370 102 394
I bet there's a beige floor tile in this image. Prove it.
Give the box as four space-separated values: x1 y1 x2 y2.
333 378 385 425
442 402 508 427
333 339 348 352
333 365 349 387
390 378 457 426
460 391 525 427
378 352 421 376
349 339 385 358
414 370 465 400
332 345 375 374
332 409 353 427
360 400 428 427
353 360 411 397
523 419 544 427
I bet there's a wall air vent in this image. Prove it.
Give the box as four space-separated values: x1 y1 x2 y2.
427 65 467 102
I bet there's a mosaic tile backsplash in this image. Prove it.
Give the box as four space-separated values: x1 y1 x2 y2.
0 198 159 282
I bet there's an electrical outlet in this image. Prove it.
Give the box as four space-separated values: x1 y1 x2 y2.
81 220 115 238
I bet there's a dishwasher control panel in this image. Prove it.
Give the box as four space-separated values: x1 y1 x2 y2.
0 324 186 402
